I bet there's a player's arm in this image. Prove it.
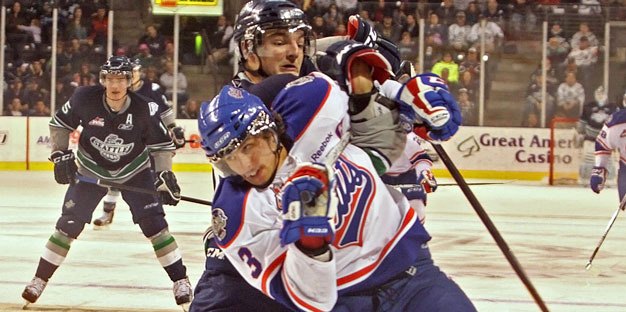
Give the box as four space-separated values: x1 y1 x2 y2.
48 93 83 185
213 181 337 312
145 113 180 205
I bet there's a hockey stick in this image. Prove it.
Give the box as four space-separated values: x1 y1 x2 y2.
585 193 626 270
393 181 515 188
75 174 213 206
430 143 549 312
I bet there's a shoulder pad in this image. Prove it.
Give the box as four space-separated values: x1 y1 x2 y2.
211 177 249 247
606 109 626 127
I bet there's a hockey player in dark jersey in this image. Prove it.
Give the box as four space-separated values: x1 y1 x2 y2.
22 56 193 310
93 58 186 227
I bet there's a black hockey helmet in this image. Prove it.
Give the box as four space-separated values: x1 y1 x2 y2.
233 0 312 64
99 55 133 86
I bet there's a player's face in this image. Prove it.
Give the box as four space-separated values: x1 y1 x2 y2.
223 133 279 187
104 74 129 98
255 29 305 76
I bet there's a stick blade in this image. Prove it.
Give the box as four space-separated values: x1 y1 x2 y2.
584 261 593 270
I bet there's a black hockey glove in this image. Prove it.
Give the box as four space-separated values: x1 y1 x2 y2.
347 14 401 74
50 150 77 185
170 126 186 149
155 171 181 206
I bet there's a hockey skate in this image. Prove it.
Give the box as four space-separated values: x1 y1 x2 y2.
22 277 47 307
173 276 193 311
93 202 115 228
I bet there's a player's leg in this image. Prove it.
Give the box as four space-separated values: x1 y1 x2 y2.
23 181 107 304
123 169 192 309
377 245 476 312
93 187 120 227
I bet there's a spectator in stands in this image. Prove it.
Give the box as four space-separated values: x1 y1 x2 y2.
55 79 74 108
432 50 460 87
425 13 447 52
398 31 419 62
66 6 90 44
522 73 556 126
458 70 479 103
333 23 347 36
458 88 478 125
556 71 585 118
29 99 50 116
459 47 480 80
391 1 408 26
465 1 481 25
356 9 375 28
448 11 472 52
311 15 332 39
18 18 42 45
208 15 234 65
482 0 506 31
549 22 568 41
134 43 158 69
546 36 570 70
6 1 28 38
568 36 600 98
139 24 168 57
23 78 47 108
159 42 175 69
578 0 602 15
88 5 108 46
468 16 504 53
400 14 419 39
4 79 26 105
159 60 188 105
5 97 27 116
322 3 344 34
375 15 401 42
570 22 599 50
529 59 559 96
435 0 458 26
508 0 537 38
179 99 200 119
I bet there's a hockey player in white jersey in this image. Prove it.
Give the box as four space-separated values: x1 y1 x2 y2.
590 103 626 199
198 79 474 311
576 86 619 185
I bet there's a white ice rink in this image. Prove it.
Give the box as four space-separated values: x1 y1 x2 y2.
1 171 625 312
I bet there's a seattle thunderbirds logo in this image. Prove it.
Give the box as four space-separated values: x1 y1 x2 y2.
90 134 134 162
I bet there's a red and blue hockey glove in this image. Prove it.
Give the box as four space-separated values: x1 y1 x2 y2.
155 171 181 205
396 73 462 142
280 163 337 249
316 40 394 95
590 166 607 194
170 126 186 149
347 14 401 74
50 150 78 185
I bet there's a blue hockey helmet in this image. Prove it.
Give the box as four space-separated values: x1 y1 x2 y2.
100 55 133 86
199 85 276 163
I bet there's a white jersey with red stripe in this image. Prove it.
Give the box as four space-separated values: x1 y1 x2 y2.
595 109 626 167
211 73 431 311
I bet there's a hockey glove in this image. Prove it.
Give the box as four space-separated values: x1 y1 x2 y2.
417 169 438 194
590 166 607 194
155 171 181 205
50 150 78 185
316 40 394 95
280 163 337 249
396 74 462 142
347 15 401 73
170 126 186 149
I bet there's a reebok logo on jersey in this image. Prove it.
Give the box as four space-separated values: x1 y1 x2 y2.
118 123 134 130
311 133 333 162
90 134 134 162
89 117 105 127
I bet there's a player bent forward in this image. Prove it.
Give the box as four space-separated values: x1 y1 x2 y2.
22 56 192 310
198 84 476 311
